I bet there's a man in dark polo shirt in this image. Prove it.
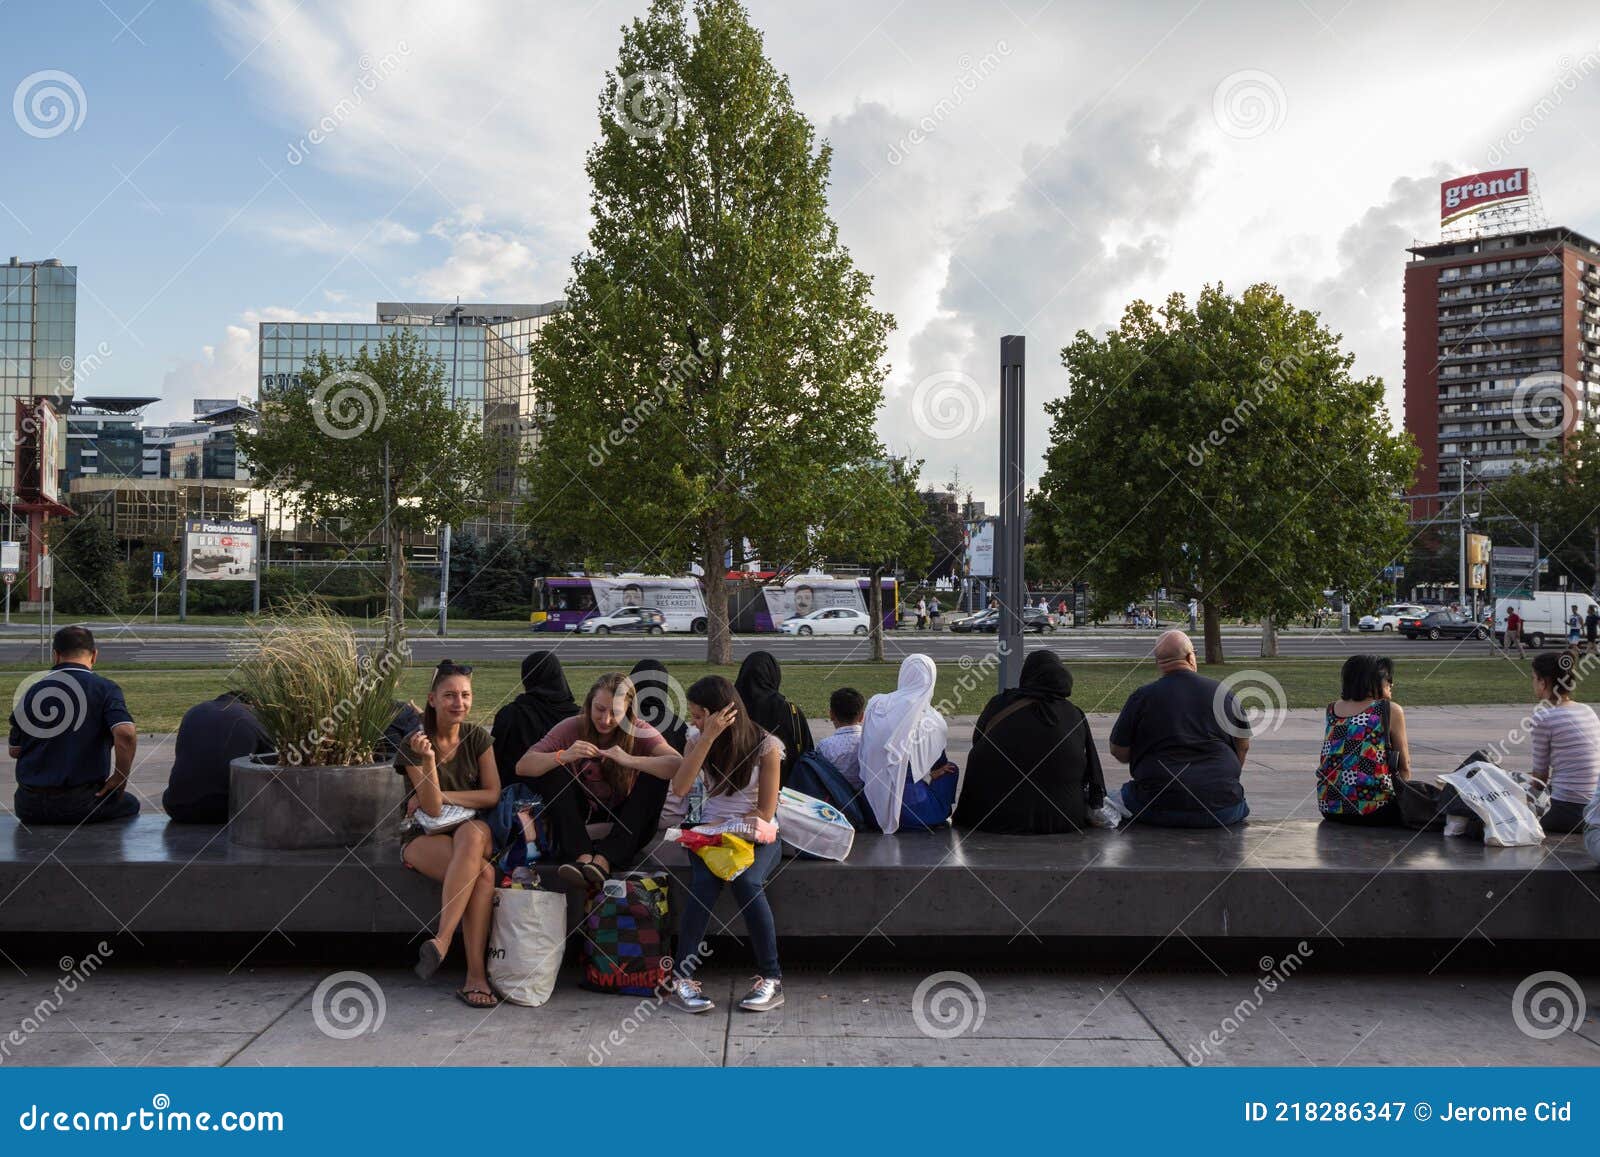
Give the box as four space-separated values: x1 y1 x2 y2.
9 626 139 825
162 691 271 823
1109 629 1251 827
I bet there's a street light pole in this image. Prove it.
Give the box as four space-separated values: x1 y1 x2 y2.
997 335 1026 690
1458 458 1469 615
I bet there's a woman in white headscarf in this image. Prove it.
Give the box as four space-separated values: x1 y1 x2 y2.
859 654 961 833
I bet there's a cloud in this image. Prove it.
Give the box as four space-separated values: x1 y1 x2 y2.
155 324 258 424
252 215 420 256
822 100 971 380
152 304 370 424
204 0 1600 506
1288 168 1457 424
409 214 547 301
891 105 1211 490
241 306 367 324
212 0 604 259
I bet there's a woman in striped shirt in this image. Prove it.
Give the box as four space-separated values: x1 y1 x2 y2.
1527 650 1600 833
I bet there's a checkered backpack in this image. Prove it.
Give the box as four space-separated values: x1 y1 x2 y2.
579 871 671 996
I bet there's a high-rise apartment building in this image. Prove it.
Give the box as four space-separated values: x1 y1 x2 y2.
1404 226 1600 513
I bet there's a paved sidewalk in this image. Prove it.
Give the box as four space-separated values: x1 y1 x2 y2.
9 706 1547 825
0 965 1594 1067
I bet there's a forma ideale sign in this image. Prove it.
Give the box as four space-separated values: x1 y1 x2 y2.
183 518 259 582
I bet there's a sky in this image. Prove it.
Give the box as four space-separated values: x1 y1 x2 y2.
3 0 1599 504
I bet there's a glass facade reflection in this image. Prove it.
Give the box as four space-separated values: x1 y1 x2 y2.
0 258 75 487
66 412 146 479
257 300 563 528
256 299 563 534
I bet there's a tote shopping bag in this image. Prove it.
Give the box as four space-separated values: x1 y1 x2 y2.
580 871 671 997
1440 761 1546 847
776 786 855 861
487 886 566 1007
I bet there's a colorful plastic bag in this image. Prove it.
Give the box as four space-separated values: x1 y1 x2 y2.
697 833 755 880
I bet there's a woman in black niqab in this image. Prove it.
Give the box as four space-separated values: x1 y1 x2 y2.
491 650 580 778
733 650 814 781
953 650 1106 834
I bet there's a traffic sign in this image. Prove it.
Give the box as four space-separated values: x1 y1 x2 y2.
152 551 165 579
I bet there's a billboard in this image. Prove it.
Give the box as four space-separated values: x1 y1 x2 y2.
1441 169 1529 226
966 519 995 578
37 403 60 504
759 577 868 624
12 398 63 505
184 518 258 582
589 575 705 618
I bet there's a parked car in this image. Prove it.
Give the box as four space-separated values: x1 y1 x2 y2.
779 607 872 636
950 607 1056 634
1398 610 1487 641
1357 603 1427 632
577 606 667 635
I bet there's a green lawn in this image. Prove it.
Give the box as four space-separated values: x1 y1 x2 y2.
0 656 1550 732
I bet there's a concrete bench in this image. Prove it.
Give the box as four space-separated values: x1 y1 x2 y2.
1 816 1595 945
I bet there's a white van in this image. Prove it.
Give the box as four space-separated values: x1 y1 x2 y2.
1495 592 1598 648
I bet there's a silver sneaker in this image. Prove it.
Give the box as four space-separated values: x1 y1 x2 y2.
663 977 715 1014
738 976 784 1012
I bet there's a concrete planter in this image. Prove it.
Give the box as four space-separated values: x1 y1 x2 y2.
229 756 406 850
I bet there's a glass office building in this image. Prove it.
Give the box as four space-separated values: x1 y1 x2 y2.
66 397 155 481
1 257 76 488
258 322 489 409
257 300 563 529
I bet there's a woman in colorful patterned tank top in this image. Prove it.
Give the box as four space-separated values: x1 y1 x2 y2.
1317 655 1411 825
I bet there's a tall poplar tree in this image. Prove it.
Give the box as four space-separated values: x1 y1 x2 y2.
525 0 893 661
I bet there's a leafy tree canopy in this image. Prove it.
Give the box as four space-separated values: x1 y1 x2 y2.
1034 283 1418 663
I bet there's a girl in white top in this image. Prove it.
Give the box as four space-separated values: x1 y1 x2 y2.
1528 650 1600 833
663 675 785 1015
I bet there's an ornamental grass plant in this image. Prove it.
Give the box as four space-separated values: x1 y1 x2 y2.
234 601 405 767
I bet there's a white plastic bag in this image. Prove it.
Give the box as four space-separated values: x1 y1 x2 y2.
1505 768 1553 818
775 787 854 861
1440 761 1546 847
1088 793 1128 829
487 886 566 1006
412 802 479 834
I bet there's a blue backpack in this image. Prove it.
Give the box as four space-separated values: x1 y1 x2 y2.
786 750 876 832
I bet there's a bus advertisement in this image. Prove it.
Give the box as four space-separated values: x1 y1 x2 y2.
531 574 898 633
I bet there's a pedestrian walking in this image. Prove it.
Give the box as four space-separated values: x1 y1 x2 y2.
1504 605 1525 657
929 597 942 630
915 596 927 631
